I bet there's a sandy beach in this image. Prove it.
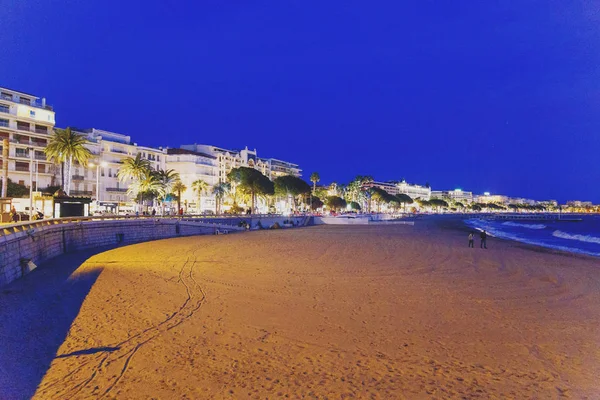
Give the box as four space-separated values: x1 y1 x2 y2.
2 220 600 399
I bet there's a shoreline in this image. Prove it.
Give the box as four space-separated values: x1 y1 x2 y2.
455 215 600 259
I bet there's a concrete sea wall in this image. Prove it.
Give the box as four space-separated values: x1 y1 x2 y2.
0 215 310 287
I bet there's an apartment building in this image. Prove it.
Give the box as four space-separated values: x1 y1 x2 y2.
0 87 57 190
66 128 166 209
165 148 218 212
181 144 301 182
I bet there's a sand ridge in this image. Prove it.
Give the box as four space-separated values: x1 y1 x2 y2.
6 223 600 398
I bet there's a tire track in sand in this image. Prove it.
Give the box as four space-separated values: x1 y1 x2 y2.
35 248 206 400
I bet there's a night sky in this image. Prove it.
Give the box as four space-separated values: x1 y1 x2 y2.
2 1 599 202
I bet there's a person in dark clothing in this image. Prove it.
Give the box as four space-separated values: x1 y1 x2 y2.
151 208 156 216
10 206 18 223
468 232 474 248
480 230 488 249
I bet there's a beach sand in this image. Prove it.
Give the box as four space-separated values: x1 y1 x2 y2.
3 221 600 398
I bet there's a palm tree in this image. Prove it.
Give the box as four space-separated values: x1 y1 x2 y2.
127 170 161 212
191 179 209 214
212 182 230 215
118 153 152 182
172 180 187 213
155 169 180 214
310 172 320 193
118 154 152 212
45 127 92 195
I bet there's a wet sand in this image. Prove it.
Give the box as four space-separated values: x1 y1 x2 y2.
2 222 600 399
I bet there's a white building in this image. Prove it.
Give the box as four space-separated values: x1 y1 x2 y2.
181 144 301 182
474 194 510 204
68 128 166 211
566 200 593 207
396 181 431 200
361 181 399 195
431 189 473 203
166 148 219 212
0 87 57 191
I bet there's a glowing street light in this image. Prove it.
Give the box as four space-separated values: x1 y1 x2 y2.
89 161 108 204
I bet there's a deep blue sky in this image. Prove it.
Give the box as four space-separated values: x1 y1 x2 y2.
2 1 599 202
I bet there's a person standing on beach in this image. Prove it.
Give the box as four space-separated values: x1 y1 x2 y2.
480 230 488 249
468 232 474 248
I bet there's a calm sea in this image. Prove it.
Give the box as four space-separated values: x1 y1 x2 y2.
465 215 600 257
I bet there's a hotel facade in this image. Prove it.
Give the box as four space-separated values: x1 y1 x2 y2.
69 128 166 211
165 148 219 212
431 189 474 203
180 144 302 182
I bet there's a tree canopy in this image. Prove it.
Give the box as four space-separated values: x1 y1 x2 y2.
227 167 274 213
274 175 311 197
348 201 361 211
325 196 346 211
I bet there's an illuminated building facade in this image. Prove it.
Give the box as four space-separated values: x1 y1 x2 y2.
0 87 57 190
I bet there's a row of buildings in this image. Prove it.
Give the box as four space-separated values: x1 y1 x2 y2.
0 86 301 213
359 182 560 207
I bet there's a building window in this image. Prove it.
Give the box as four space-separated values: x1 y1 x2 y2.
108 168 112 177
0 105 8 114
30 110 36 118
0 118 8 127
101 168 105 177
19 180 25 186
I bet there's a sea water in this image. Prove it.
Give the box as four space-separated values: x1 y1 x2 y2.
465 215 600 257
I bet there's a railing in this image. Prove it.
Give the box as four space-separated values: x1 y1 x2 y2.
0 121 9 127
72 175 85 180
0 95 53 110
15 166 29 172
0 107 10 114
110 148 128 154
106 187 128 192
17 124 31 132
34 153 47 161
14 152 30 159
34 128 48 134
0 213 296 236
31 141 47 147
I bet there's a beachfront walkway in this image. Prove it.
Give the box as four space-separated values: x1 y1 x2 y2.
1 224 599 398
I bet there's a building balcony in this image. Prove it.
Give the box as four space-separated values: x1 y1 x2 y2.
34 127 48 134
106 187 128 193
109 148 128 154
72 175 85 181
15 165 29 172
0 120 9 128
14 152 30 159
32 141 47 148
70 190 93 196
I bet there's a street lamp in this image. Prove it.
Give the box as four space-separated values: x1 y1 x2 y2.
89 161 108 206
